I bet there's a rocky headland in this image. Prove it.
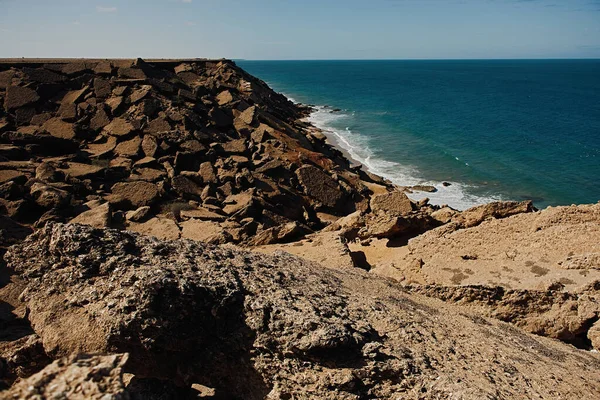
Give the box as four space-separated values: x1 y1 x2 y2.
0 58 599 398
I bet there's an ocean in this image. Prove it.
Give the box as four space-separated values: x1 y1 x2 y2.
237 60 600 210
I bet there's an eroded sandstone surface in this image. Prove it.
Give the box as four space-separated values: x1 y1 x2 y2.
5 223 600 399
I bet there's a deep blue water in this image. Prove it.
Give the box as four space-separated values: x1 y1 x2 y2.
237 60 600 210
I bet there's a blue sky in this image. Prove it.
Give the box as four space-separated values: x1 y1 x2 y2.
1 0 599 59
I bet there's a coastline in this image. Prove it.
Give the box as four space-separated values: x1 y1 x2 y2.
298 102 504 211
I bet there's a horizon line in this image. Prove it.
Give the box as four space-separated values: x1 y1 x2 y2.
236 57 600 62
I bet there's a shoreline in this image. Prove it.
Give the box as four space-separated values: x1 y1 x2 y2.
298 102 504 211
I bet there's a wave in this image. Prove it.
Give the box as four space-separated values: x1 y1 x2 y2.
305 105 503 211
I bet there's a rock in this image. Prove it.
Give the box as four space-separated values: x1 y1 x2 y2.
250 124 272 143
41 118 76 140
3 353 129 400
141 135 159 157
114 136 141 157
377 204 600 312
93 61 113 75
7 223 600 399
57 88 88 120
104 117 134 137
29 112 52 126
85 136 117 157
118 67 146 80
452 200 536 229
89 108 111 131
179 139 205 153
296 164 345 209
198 161 217 184
370 191 414 215
14 107 36 125
172 151 199 172
323 210 364 233
174 63 193 74
145 117 171 134
69 202 111 228
0 69 15 89
129 85 152 103
249 221 308 246
431 206 458 224
59 162 105 179
220 139 247 154
60 61 89 75
29 182 71 209
216 90 234 105
589 320 600 350
171 175 203 198
105 96 124 114
412 184 437 193
93 77 112 98
23 67 65 83
4 86 40 110
35 162 59 182
178 88 196 102
222 191 255 215
359 213 404 239
126 205 152 222
0 334 50 387
110 157 133 170
238 105 256 126
107 181 159 208
130 167 166 182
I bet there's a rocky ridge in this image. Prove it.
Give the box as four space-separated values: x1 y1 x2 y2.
5 223 600 399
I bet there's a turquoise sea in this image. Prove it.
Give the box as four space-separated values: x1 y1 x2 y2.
237 60 600 210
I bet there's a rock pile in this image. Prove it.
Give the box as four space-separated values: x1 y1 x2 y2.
0 58 392 247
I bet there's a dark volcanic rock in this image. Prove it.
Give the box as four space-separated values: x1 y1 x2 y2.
296 164 345 209
4 86 40 111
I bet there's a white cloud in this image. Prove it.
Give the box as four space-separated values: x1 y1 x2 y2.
96 6 117 13
186 21 196 26
182 0 192 3
73 20 81 25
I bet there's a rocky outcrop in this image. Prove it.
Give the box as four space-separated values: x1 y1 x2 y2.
5 223 600 399
405 282 600 350
0 58 390 246
365 203 600 349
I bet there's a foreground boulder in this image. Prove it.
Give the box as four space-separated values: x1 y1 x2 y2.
3 354 128 399
6 223 600 398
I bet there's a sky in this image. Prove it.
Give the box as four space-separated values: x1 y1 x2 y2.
0 0 599 60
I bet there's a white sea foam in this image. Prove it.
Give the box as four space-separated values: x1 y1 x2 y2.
306 105 503 210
